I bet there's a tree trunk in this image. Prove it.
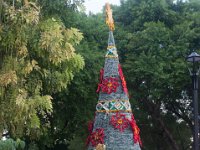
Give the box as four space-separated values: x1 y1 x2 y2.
157 117 180 150
142 99 180 150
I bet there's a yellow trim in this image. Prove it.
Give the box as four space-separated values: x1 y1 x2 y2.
105 56 118 58
96 110 132 113
107 46 116 49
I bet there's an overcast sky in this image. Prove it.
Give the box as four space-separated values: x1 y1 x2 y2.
84 0 120 14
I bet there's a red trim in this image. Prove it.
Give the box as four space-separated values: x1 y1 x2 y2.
118 64 129 95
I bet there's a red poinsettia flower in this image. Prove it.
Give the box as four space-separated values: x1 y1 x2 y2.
87 128 105 147
129 115 142 146
110 113 129 132
97 77 119 94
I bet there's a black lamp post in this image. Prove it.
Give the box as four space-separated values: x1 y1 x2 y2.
187 52 200 150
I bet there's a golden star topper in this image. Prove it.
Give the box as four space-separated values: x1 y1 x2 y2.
105 3 115 31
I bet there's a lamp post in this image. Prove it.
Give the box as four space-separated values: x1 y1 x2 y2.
187 52 200 150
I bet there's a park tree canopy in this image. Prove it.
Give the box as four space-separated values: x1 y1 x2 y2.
0 0 200 149
0 0 84 149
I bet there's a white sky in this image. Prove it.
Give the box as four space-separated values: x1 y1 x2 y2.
84 0 121 14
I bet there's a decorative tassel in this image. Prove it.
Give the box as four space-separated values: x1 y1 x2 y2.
129 115 142 146
96 69 104 93
118 64 129 95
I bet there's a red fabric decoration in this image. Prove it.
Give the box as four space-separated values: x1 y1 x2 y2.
129 115 142 146
88 121 94 134
110 113 129 132
96 69 104 93
87 128 105 147
118 64 129 95
97 77 119 94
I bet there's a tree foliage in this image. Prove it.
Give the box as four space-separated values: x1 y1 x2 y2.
0 138 25 150
113 0 200 149
67 0 200 150
0 0 84 148
1 0 200 150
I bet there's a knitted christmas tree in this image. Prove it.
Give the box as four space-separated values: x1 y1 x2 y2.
87 3 142 150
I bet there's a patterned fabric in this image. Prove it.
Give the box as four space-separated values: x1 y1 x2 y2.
105 46 118 58
87 30 141 149
103 58 119 77
88 113 141 150
96 100 131 112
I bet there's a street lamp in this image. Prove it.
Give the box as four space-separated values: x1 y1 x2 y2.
187 51 200 150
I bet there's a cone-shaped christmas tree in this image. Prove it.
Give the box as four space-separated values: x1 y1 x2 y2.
87 3 142 150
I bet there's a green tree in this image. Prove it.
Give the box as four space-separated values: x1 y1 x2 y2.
50 13 107 149
0 0 84 148
113 0 200 149
66 0 200 149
